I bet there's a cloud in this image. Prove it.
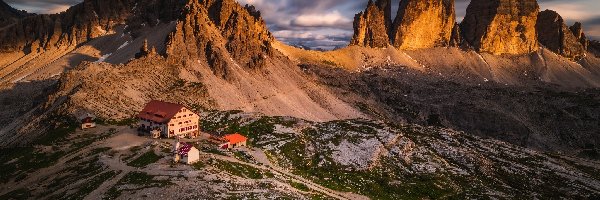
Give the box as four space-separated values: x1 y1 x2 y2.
291 11 352 28
5 0 600 48
6 0 81 14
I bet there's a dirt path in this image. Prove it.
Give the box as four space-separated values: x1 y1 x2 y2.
217 149 370 200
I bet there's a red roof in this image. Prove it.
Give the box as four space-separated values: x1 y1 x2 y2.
137 100 184 123
223 133 247 144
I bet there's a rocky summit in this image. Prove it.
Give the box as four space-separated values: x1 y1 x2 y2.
0 0 27 27
536 10 586 60
461 0 540 55
166 0 273 77
570 22 590 50
391 0 455 49
350 0 391 48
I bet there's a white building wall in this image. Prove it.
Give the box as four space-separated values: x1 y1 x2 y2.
183 147 200 164
166 107 200 138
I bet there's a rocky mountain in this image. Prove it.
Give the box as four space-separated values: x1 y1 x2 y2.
166 0 274 77
536 10 586 60
0 0 27 27
570 22 590 50
461 0 540 55
0 0 134 53
391 0 455 49
349 0 391 48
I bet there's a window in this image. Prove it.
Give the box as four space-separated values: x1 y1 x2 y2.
170 124 174 126
177 116 181 119
179 122 182 125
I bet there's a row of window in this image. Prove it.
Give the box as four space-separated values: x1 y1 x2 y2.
179 125 198 132
169 120 195 126
173 115 194 119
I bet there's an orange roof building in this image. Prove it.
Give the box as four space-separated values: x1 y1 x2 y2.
137 100 200 138
221 133 248 149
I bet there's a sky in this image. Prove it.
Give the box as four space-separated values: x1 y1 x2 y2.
6 0 600 50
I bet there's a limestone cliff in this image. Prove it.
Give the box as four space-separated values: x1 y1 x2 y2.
536 10 585 60
449 23 462 47
570 22 589 50
461 0 540 55
0 0 28 27
391 0 455 49
166 0 273 77
0 0 183 53
0 0 137 53
349 0 391 48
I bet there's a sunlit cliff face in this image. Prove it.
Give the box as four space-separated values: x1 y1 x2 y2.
6 0 600 49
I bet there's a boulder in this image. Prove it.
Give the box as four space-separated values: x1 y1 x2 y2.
349 0 391 48
536 10 585 60
461 0 540 55
391 0 455 49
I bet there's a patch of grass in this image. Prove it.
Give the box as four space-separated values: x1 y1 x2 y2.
104 171 172 199
578 148 600 160
212 159 264 179
192 161 206 170
289 181 310 192
127 151 163 168
0 147 66 183
60 170 118 200
45 156 104 194
201 146 227 156
0 188 31 200
233 151 253 162
90 147 112 155
97 118 137 126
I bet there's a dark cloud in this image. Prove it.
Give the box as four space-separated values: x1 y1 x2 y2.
6 0 81 13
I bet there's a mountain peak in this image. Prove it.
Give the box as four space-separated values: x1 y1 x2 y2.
166 0 274 77
0 0 28 27
461 0 540 55
349 0 391 48
391 0 455 49
536 9 586 60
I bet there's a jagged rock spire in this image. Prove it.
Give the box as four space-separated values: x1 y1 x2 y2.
570 22 589 50
536 10 586 60
391 0 455 49
461 0 540 55
375 0 392 35
349 0 391 48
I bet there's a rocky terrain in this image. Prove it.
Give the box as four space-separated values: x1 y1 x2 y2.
0 0 599 198
302 64 600 155
1 111 598 199
199 111 600 199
